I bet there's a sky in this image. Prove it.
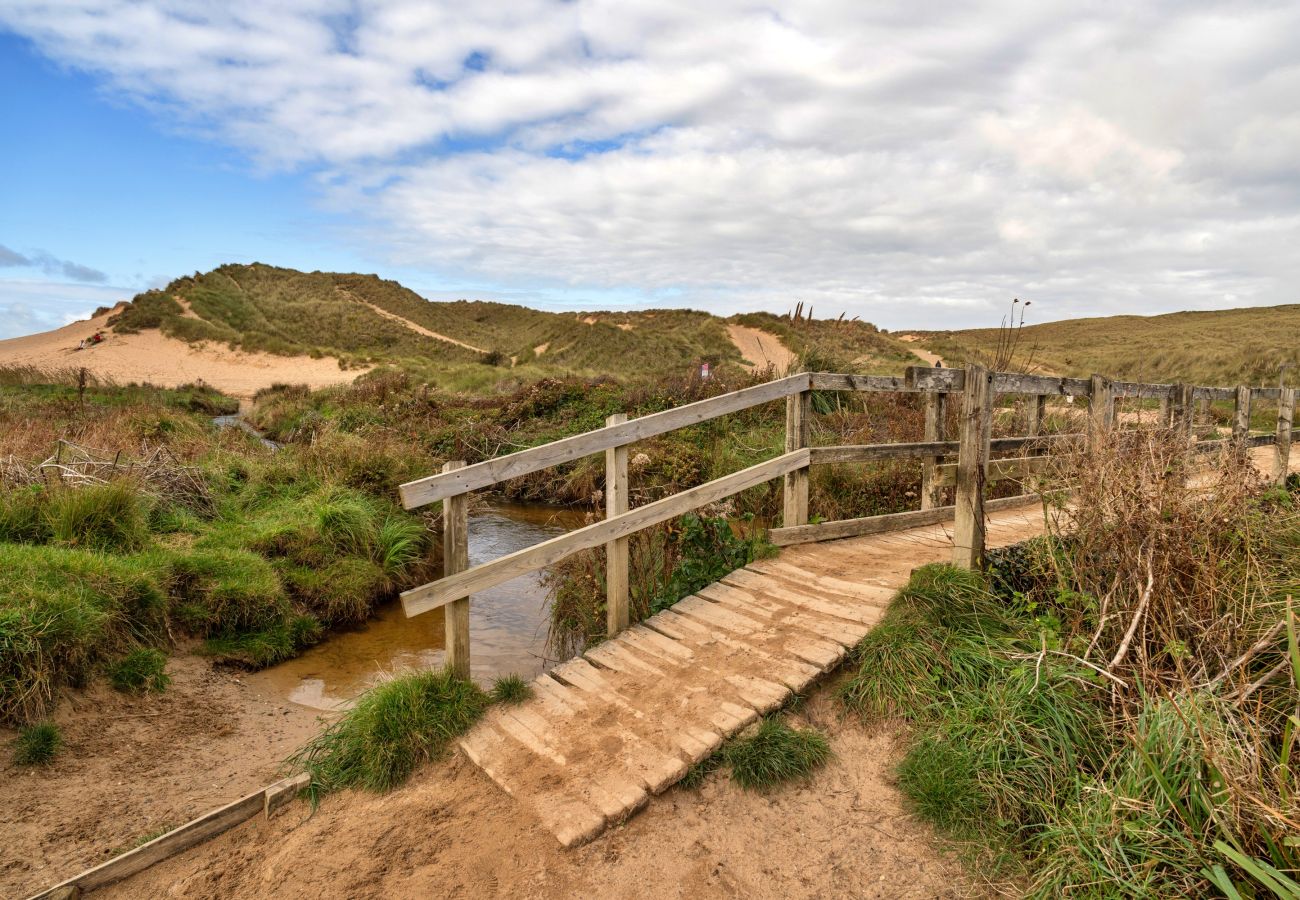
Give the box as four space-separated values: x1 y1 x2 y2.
2 1 1298 340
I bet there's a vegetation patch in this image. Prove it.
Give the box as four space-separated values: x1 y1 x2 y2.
286 668 489 799
12 722 62 766
490 674 533 705
722 717 832 792
108 648 171 694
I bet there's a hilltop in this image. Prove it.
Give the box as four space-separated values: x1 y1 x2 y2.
916 303 1300 385
0 263 919 396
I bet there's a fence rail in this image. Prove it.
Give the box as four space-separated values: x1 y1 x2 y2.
397 366 1299 676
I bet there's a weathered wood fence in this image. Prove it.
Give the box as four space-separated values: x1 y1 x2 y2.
398 367 1299 676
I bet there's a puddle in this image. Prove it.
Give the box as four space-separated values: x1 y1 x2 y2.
245 502 590 710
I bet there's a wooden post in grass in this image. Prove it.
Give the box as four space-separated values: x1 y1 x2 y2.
605 413 630 636
1088 375 1114 446
1171 383 1195 443
1025 395 1047 451
952 365 992 570
783 389 811 527
1276 388 1294 485
442 461 471 679
920 391 947 510
1234 385 1251 445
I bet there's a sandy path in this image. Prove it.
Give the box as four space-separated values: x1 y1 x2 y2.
0 310 365 398
727 324 797 373
0 657 323 898
897 334 943 367
338 289 487 354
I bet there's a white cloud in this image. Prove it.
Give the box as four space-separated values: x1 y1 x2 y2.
2 1 1299 327
0 280 128 339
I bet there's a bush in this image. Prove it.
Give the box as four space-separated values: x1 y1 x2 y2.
490 674 532 704
108 648 171 694
286 668 489 797
12 722 62 766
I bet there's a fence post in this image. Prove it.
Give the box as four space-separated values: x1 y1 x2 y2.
1088 375 1114 446
1171 383 1195 442
605 413 630 636
952 365 992 570
1233 385 1251 445
920 391 947 510
441 460 471 680
1276 388 1294 484
783 389 811 527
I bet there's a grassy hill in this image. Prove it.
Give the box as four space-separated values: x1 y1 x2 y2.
918 304 1300 385
105 263 918 381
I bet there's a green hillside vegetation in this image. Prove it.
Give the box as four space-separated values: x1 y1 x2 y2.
104 263 920 381
920 304 1300 385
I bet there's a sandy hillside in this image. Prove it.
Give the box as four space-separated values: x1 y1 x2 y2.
727 324 797 373
0 307 365 398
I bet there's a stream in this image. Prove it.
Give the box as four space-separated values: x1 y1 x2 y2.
214 411 587 710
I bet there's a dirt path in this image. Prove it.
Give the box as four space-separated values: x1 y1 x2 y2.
897 334 943 367
727 324 797 373
338 289 488 354
0 656 323 898
0 309 365 398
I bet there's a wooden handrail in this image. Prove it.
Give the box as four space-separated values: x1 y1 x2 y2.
398 373 810 509
401 449 811 616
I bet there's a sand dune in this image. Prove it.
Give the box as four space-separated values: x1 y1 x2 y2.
0 307 365 398
727 323 796 372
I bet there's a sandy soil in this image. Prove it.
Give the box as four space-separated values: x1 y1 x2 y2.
897 335 943 367
727 324 797 373
0 308 365 398
0 656 323 898
100 690 971 900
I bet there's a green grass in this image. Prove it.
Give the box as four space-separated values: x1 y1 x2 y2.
720 717 832 792
490 674 533 704
12 721 62 766
286 668 489 798
108 648 170 694
920 302 1300 385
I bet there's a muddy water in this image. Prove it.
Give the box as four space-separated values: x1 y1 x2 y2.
246 502 590 710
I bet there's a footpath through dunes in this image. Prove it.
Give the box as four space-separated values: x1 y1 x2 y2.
0 307 364 397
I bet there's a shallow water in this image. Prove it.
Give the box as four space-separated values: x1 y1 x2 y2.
245 502 589 710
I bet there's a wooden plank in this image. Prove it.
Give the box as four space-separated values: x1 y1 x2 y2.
31 786 278 897
1113 381 1176 399
905 366 964 392
769 493 1036 546
809 441 957 465
921 390 948 510
1254 387 1283 401
906 367 1093 397
953 365 992 569
442 461 471 679
808 373 916 392
933 456 1049 489
605 413 630 636
402 449 809 616
783 390 811 527
399 374 810 508
1193 386 1237 402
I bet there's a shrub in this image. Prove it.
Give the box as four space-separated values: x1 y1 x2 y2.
164 548 289 637
13 722 62 766
108 648 171 694
286 668 489 797
721 717 832 792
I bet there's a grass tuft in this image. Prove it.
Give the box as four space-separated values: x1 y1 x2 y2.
490 674 533 705
13 721 62 766
721 717 832 792
286 667 489 798
108 648 171 694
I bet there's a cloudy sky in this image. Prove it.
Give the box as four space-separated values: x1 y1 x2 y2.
2 1 1298 339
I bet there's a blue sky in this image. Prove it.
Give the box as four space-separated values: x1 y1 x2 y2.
2 2 1299 340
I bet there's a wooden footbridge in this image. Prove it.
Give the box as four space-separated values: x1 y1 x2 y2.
397 366 1298 846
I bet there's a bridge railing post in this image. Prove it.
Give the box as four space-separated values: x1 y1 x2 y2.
920 390 947 510
1088 375 1114 448
441 460 471 679
1233 385 1251 447
952 365 991 570
1276 388 1294 485
783 389 811 527
605 413 630 636
1171 383 1195 443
